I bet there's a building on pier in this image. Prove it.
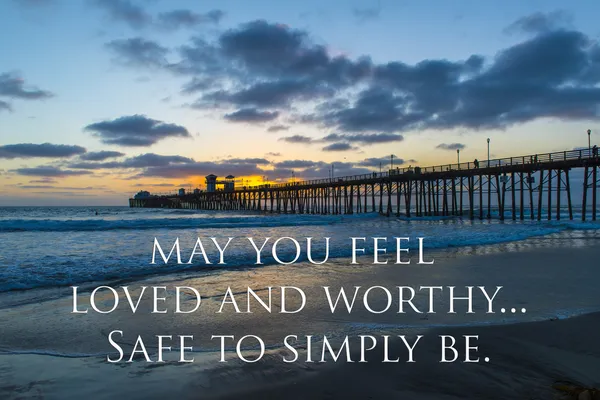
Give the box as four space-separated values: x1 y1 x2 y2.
205 174 236 192
134 190 150 199
206 174 217 192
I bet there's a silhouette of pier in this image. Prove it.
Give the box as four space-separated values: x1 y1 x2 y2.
129 147 600 221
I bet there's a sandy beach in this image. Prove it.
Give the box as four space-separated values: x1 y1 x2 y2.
1 231 600 399
217 311 600 400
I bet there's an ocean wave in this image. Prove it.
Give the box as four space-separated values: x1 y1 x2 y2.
2 209 600 293
0 215 341 232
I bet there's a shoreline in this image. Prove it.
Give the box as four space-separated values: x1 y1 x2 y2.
2 230 600 398
215 310 600 400
1 226 599 308
1 311 599 399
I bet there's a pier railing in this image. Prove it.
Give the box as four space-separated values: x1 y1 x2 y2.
253 147 597 190
130 145 600 221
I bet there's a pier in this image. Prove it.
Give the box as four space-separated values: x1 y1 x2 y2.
129 147 600 221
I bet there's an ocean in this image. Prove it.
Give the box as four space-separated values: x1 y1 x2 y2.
1 206 599 293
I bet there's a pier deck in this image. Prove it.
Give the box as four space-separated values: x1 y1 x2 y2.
130 147 600 221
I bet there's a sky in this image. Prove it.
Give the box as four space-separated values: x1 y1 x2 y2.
0 0 599 206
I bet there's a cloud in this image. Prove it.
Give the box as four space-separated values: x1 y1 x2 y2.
0 72 53 100
29 178 58 183
322 142 355 152
132 182 176 187
321 132 404 144
12 166 93 177
157 9 224 30
224 108 279 123
356 155 403 167
92 0 151 29
279 135 313 144
0 143 86 159
107 18 600 135
158 20 373 116
225 157 271 165
198 80 336 109
67 154 273 180
16 185 97 190
505 10 573 35
353 5 381 23
69 153 194 169
106 38 169 67
0 100 12 112
436 143 466 151
84 114 191 146
267 125 289 132
273 160 319 169
79 150 125 161
266 152 281 156
139 161 264 179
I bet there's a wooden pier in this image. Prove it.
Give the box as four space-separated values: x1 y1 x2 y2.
129 148 600 221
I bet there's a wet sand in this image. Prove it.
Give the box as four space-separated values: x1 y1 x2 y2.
218 311 600 400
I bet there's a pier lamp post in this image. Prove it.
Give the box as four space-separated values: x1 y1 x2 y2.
588 129 591 154
391 154 394 169
486 138 491 219
332 163 334 180
457 149 460 167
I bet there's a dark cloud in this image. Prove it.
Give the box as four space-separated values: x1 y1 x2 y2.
322 142 355 152
0 143 86 159
312 29 600 132
109 18 600 135
505 11 572 35
224 157 271 165
67 153 274 181
12 166 93 177
279 135 313 144
157 9 224 30
118 153 194 167
0 100 12 112
157 20 372 117
224 108 279 123
79 150 125 161
17 185 96 190
84 114 191 146
132 183 176 187
307 86 415 133
353 5 381 23
199 80 336 109
267 125 289 132
321 132 404 144
92 0 151 29
273 160 319 169
356 155 403 167
69 153 194 169
106 38 169 67
436 143 466 151
266 152 281 157
272 161 373 181
216 20 372 85
29 178 57 183
0 72 53 100
140 161 264 179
